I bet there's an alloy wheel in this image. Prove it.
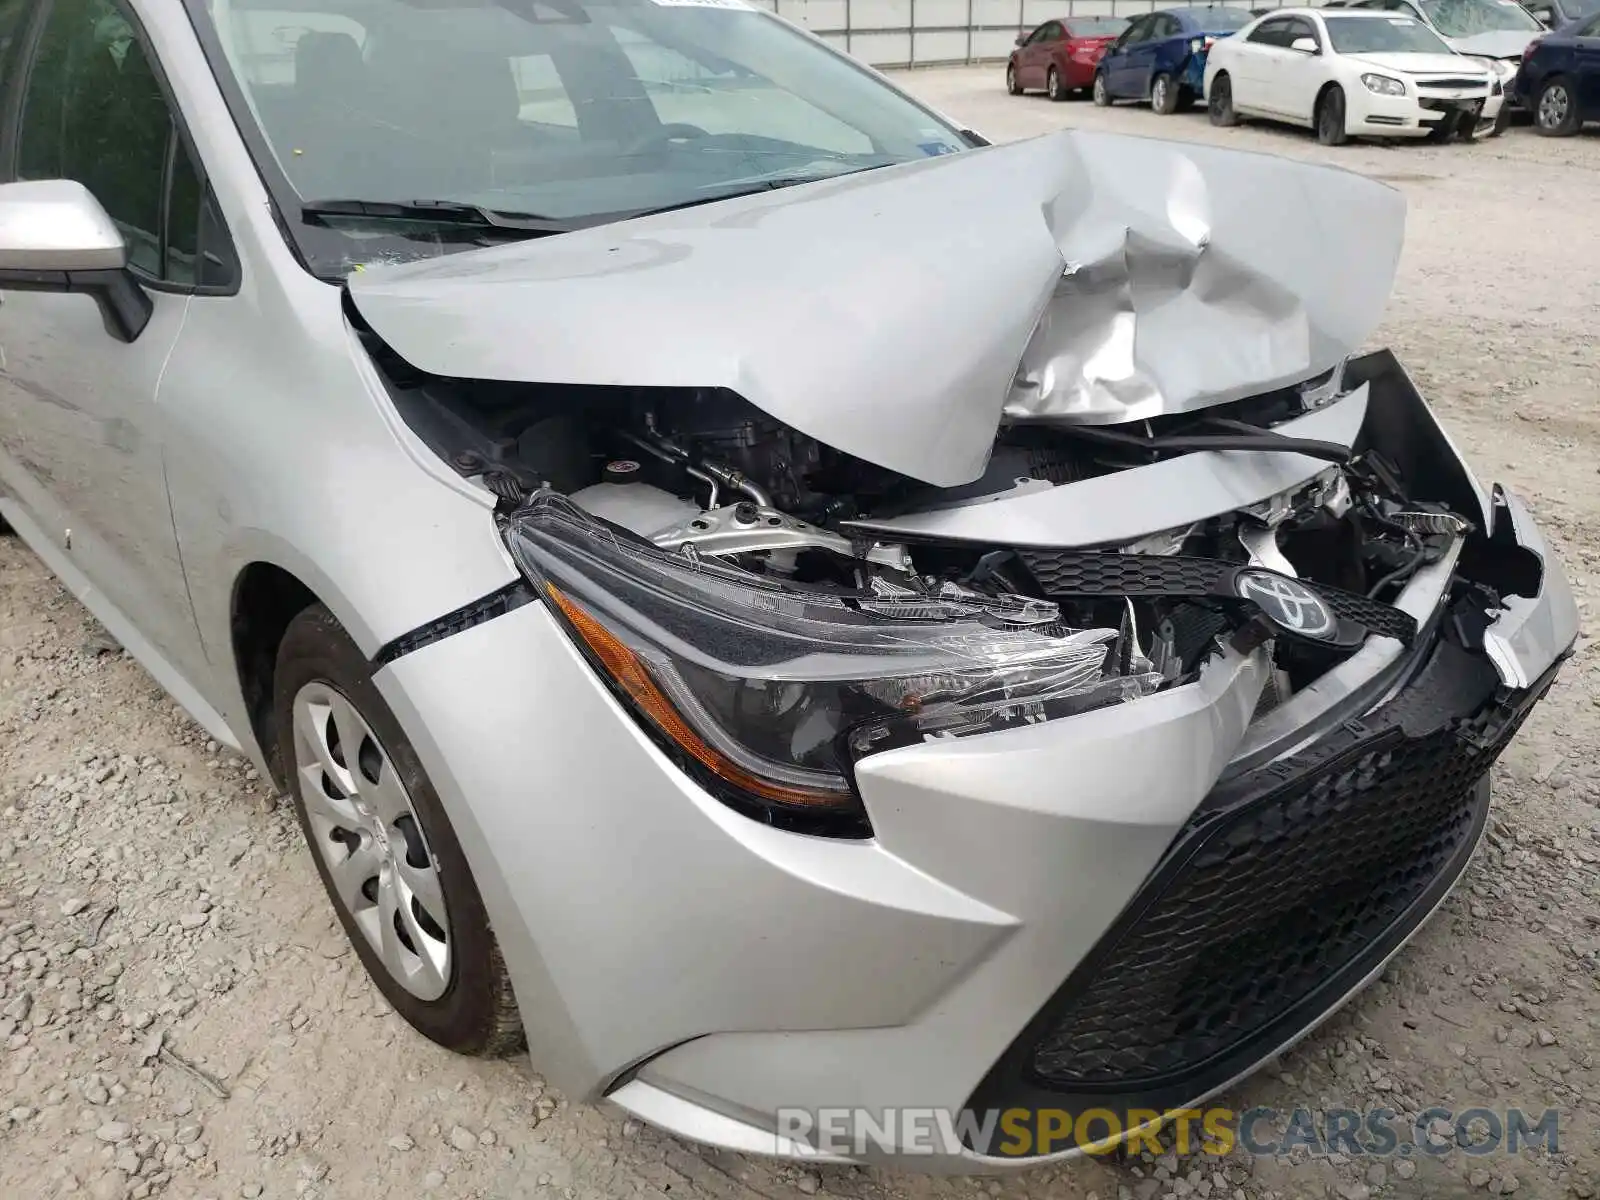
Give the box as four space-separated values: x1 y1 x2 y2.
1539 82 1569 129
1152 76 1168 111
292 681 452 1001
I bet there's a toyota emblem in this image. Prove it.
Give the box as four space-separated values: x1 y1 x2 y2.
1235 570 1337 641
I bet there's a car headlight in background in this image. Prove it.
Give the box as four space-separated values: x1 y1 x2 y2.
1361 73 1407 96
504 494 1159 835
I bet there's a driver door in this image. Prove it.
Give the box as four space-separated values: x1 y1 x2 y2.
1234 15 1292 111
0 0 226 695
1277 16 1327 120
1106 16 1150 95
1021 23 1061 88
1575 14 1600 112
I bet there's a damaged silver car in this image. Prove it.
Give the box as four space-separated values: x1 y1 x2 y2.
0 0 1578 1171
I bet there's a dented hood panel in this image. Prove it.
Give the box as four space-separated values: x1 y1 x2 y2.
347 130 1404 488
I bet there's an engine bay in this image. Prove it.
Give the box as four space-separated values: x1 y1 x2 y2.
365 316 1520 749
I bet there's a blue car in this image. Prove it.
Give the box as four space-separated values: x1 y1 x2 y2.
1515 13 1600 134
1093 4 1254 113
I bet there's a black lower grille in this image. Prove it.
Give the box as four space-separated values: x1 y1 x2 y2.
1017 549 1418 644
967 640 1556 1136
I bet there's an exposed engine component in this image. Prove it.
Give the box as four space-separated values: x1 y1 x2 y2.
568 481 701 539
376 344 1491 722
651 502 912 575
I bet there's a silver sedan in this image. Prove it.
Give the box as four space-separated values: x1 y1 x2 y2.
0 0 1576 1171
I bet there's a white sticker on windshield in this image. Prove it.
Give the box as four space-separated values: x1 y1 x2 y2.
649 0 753 8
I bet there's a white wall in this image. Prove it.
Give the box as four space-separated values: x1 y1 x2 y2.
744 0 1275 67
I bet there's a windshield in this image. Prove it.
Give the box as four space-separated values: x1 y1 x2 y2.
1419 0 1542 33
1325 13 1454 50
186 0 969 276
1063 16 1129 35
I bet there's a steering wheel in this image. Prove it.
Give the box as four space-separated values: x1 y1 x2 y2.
623 122 713 158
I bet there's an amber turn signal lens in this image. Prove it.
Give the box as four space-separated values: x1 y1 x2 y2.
545 585 851 809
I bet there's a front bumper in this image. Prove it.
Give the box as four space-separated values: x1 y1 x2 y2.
1348 86 1493 137
375 369 1576 1173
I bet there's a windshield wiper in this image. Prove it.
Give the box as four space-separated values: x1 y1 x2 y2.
301 198 579 235
627 162 899 221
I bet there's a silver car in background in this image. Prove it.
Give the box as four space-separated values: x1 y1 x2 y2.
0 0 1578 1171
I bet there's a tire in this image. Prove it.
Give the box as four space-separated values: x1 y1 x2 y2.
1316 85 1349 146
1209 72 1240 126
274 604 524 1058
1047 66 1067 101
1534 76 1580 136
1007 62 1023 96
1093 71 1112 106
1151 72 1179 114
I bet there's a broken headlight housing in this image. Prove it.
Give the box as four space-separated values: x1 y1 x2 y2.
504 495 1157 836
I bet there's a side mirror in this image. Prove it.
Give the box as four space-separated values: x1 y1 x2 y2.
0 179 150 342
1290 35 1319 52
1535 9 1554 24
1015 32 1027 45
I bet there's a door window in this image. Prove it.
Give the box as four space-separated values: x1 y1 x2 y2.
16 0 231 286
1119 15 1152 45
1149 14 1180 38
1249 17 1293 43
1287 16 1322 44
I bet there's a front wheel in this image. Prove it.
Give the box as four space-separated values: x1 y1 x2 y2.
1093 72 1112 107
1006 62 1023 96
1316 85 1349 146
1151 72 1179 114
1534 76 1580 136
1209 72 1240 126
275 604 524 1057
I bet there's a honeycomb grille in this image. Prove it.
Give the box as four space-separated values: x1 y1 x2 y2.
1317 587 1417 643
1018 550 1228 598
1016 550 1417 644
1023 655 1534 1090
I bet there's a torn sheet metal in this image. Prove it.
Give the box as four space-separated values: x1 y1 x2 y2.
347 130 1404 488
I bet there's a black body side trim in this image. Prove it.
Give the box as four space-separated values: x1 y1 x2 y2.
371 581 536 667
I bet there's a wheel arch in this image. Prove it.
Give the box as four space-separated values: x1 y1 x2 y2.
1315 77 1346 119
230 561 322 790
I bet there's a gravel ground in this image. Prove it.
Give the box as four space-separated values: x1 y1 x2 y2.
2 65 1598 1200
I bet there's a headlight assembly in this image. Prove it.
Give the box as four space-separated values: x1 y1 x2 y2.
1361 73 1406 96
505 494 1159 836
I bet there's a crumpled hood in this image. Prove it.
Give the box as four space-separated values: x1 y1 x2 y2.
1446 29 1541 57
347 130 1404 488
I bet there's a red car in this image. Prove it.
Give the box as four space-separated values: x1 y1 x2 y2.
1007 16 1131 100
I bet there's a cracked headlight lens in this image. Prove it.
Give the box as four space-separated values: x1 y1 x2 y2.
505 494 1158 834
1361 73 1406 96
